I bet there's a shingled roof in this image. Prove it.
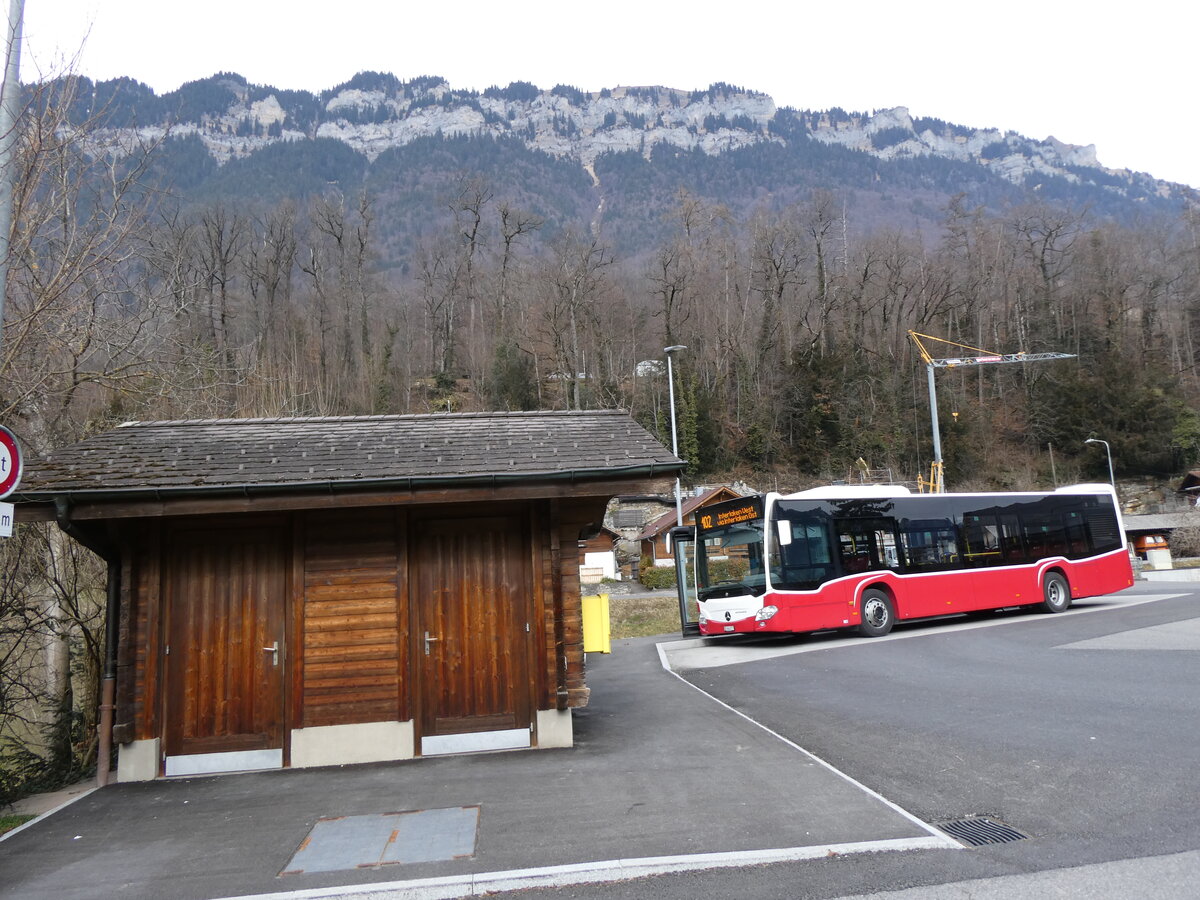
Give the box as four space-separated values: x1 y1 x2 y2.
15 410 683 501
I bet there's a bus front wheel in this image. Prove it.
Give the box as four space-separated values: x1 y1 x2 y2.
858 589 895 637
1040 572 1071 613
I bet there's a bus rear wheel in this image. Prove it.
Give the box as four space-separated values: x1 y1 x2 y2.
858 589 895 637
1040 571 1071 613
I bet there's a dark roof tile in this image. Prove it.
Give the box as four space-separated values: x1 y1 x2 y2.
16 410 683 500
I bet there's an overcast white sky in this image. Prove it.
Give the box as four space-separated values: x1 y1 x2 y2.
20 0 1200 188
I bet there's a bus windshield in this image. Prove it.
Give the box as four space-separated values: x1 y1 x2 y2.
697 516 768 600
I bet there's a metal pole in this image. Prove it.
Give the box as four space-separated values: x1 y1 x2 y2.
1086 438 1114 487
0 0 24 352
926 362 943 491
666 353 679 456
664 345 686 525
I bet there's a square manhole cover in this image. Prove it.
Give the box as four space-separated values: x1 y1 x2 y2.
283 806 479 875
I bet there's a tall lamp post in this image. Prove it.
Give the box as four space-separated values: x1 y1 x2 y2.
1084 437 1115 487
0 0 25 348
664 345 687 525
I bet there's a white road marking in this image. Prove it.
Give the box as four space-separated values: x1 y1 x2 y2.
654 642 960 849
213 836 954 900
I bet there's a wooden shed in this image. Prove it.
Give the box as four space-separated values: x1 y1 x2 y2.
14 410 682 781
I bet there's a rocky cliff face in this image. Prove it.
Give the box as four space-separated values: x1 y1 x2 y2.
86 74 1189 203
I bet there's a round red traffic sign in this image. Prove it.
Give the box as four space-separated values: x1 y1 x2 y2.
0 425 23 499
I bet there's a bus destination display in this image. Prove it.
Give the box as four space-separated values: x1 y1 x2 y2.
699 499 762 531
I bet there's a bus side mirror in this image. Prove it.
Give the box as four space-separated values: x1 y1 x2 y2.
776 520 793 546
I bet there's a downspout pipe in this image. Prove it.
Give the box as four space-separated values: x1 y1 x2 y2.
54 497 120 788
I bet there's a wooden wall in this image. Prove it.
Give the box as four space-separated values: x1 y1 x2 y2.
114 495 602 753
299 508 405 728
535 497 605 710
114 522 159 745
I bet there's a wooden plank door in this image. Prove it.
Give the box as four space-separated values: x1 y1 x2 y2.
163 523 288 774
413 515 533 753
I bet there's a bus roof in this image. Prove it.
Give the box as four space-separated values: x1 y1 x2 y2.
1053 482 1118 496
778 483 1115 502
784 485 913 500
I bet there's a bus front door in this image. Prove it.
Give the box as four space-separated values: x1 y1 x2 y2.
671 525 700 636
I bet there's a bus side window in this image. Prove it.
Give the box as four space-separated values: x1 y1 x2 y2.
901 518 959 570
1064 510 1088 557
998 515 1024 562
963 514 1001 566
874 528 902 569
838 530 872 573
835 518 897 574
1023 513 1067 558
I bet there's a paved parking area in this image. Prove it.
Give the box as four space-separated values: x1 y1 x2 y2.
0 634 954 899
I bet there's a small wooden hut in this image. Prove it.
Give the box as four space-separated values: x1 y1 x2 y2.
14 411 681 781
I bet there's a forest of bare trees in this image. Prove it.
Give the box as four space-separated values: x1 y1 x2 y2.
57 178 1197 486
2 74 1199 800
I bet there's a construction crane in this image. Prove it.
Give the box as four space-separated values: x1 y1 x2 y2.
908 331 1076 493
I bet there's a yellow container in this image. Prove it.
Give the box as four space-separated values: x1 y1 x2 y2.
581 593 611 653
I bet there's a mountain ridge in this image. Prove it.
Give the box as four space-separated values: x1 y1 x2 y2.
68 71 1192 201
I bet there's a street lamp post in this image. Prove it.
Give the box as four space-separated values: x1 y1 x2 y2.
664 345 687 525
1084 438 1115 487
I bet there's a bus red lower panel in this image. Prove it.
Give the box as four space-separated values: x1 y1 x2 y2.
768 581 857 633
701 549 1133 637
890 570 979 618
1058 549 1134 598
969 565 1039 608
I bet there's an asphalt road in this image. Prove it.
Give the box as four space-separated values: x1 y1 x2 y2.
532 583 1200 898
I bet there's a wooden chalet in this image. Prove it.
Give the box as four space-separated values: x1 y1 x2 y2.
14 411 682 782
578 526 620 583
636 485 746 566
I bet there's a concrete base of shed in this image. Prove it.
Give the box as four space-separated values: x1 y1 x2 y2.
117 738 160 782
292 720 416 768
537 708 574 748
113 709 575 782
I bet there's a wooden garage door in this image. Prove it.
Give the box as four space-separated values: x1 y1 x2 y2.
163 523 287 774
413 515 533 752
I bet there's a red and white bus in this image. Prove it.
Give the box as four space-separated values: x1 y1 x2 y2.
688 484 1134 638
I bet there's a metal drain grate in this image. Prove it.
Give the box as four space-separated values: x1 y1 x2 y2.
937 817 1029 846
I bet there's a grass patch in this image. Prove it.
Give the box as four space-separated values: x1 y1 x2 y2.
608 593 682 639
0 813 35 836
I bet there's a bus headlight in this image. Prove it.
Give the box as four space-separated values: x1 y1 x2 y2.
755 605 778 621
